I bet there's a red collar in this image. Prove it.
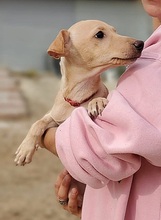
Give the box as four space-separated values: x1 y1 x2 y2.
64 92 97 107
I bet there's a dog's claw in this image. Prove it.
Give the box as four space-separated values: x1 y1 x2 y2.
88 97 108 119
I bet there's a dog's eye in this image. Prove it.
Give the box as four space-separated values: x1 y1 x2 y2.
95 31 105 39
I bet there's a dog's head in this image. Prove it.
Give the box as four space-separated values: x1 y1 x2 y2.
48 20 144 71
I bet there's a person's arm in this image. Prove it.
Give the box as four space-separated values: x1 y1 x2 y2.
55 86 161 188
43 127 58 156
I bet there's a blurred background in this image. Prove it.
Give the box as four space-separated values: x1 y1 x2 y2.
0 1 152 220
0 0 151 73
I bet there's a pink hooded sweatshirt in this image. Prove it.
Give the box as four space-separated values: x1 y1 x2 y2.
56 25 161 220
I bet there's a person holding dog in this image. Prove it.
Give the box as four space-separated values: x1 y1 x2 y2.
43 0 161 219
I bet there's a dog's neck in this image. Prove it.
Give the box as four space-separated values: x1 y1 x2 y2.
64 91 98 107
60 59 103 106
62 74 102 106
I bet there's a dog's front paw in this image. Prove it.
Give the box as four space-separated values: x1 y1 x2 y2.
88 97 108 119
14 140 37 166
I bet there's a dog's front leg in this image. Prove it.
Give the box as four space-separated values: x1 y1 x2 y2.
14 113 57 166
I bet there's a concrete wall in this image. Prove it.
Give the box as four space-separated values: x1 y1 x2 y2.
75 1 151 39
0 0 152 72
0 0 76 71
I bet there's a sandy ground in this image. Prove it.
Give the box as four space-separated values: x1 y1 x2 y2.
0 71 117 220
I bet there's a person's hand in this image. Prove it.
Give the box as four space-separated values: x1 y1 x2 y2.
55 169 85 218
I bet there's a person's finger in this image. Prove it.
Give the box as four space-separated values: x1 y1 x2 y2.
67 188 82 217
55 170 83 218
56 173 72 201
55 169 69 196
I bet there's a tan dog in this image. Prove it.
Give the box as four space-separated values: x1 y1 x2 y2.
15 20 144 166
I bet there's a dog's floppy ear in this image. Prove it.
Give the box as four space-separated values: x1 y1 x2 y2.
47 29 70 59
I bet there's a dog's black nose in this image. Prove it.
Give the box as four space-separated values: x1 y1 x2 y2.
133 40 144 52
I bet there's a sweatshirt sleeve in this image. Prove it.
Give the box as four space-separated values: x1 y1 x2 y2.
56 90 161 189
